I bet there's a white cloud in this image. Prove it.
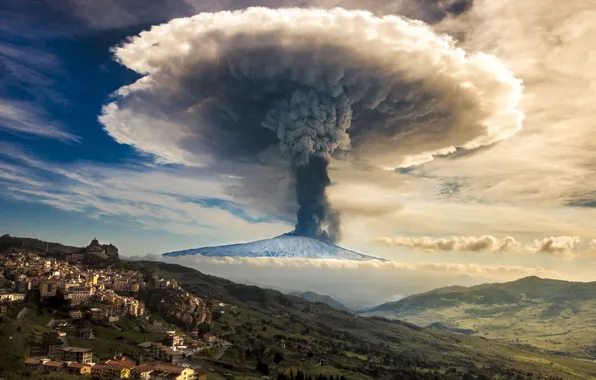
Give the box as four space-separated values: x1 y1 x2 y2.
0 144 289 247
374 234 596 260
0 100 79 142
374 235 520 253
150 253 574 308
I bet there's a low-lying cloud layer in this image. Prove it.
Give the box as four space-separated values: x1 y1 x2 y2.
375 235 596 259
147 253 572 308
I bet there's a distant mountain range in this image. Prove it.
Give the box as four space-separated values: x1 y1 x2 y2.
162 235 383 261
363 276 596 359
290 291 350 311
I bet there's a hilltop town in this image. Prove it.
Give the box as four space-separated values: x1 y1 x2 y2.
0 238 216 380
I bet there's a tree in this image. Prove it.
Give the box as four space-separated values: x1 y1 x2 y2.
273 351 285 364
256 361 270 375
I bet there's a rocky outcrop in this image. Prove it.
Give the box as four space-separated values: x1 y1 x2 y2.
143 289 211 329
83 238 119 260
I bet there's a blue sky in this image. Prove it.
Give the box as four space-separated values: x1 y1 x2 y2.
1 0 596 289
0 0 293 254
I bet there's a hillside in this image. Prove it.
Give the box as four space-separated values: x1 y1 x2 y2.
0 234 81 254
0 234 118 263
290 291 350 312
363 277 596 359
134 260 596 379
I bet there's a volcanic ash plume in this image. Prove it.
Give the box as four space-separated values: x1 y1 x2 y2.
100 7 523 243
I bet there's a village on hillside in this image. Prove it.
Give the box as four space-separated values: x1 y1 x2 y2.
0 238 226 380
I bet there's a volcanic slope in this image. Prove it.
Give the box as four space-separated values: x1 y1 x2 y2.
162 235 383 261
363 276 596 359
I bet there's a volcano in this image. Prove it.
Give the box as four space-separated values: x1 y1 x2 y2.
162 235 383 261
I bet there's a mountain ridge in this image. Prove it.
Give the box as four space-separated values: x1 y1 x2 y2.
363 276 596 359
290 291 351 311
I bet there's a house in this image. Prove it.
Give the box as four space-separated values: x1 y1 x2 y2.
163 334 183 347
131 364 155 380
0 292 25 302
91 364 131 379
23 358 43 370
47 341 64 361
150 365 194 380
39 281 59 299
61 346 93 364
65 253 84 263
89 307 104 321
66 362 91 375
105 355 136 369
69 309 83 319
42 360 64 372
16 280 31 293
202 333 217 343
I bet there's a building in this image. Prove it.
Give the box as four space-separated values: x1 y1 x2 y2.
65 287 93 305
150 365 194 380
0 292 25 303
91 364 131 379
163 334 184 347
47 341 65 361
105 355 136 369
42 360 64 372
40 282 59 299
131 364 155 380
69 309 83 319
23 358 43 370
16 280 31 293
66 362 92 375
90 307 104 321
202 332 217 343
61 346 93 364
65 253 84 263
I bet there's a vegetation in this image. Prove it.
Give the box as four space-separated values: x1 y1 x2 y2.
364 276 596 359
129 261 596 379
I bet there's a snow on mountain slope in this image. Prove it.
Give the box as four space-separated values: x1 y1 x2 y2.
162 235 383 261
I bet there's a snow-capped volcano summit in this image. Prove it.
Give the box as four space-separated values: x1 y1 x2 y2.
162 235 383 261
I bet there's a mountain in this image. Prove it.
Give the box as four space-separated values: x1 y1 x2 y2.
162 235 383 261
363 276 596 359
291 291 350 311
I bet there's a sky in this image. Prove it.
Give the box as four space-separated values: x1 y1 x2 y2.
1 0 596 302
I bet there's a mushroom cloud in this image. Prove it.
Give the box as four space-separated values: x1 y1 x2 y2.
100 7 523 243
